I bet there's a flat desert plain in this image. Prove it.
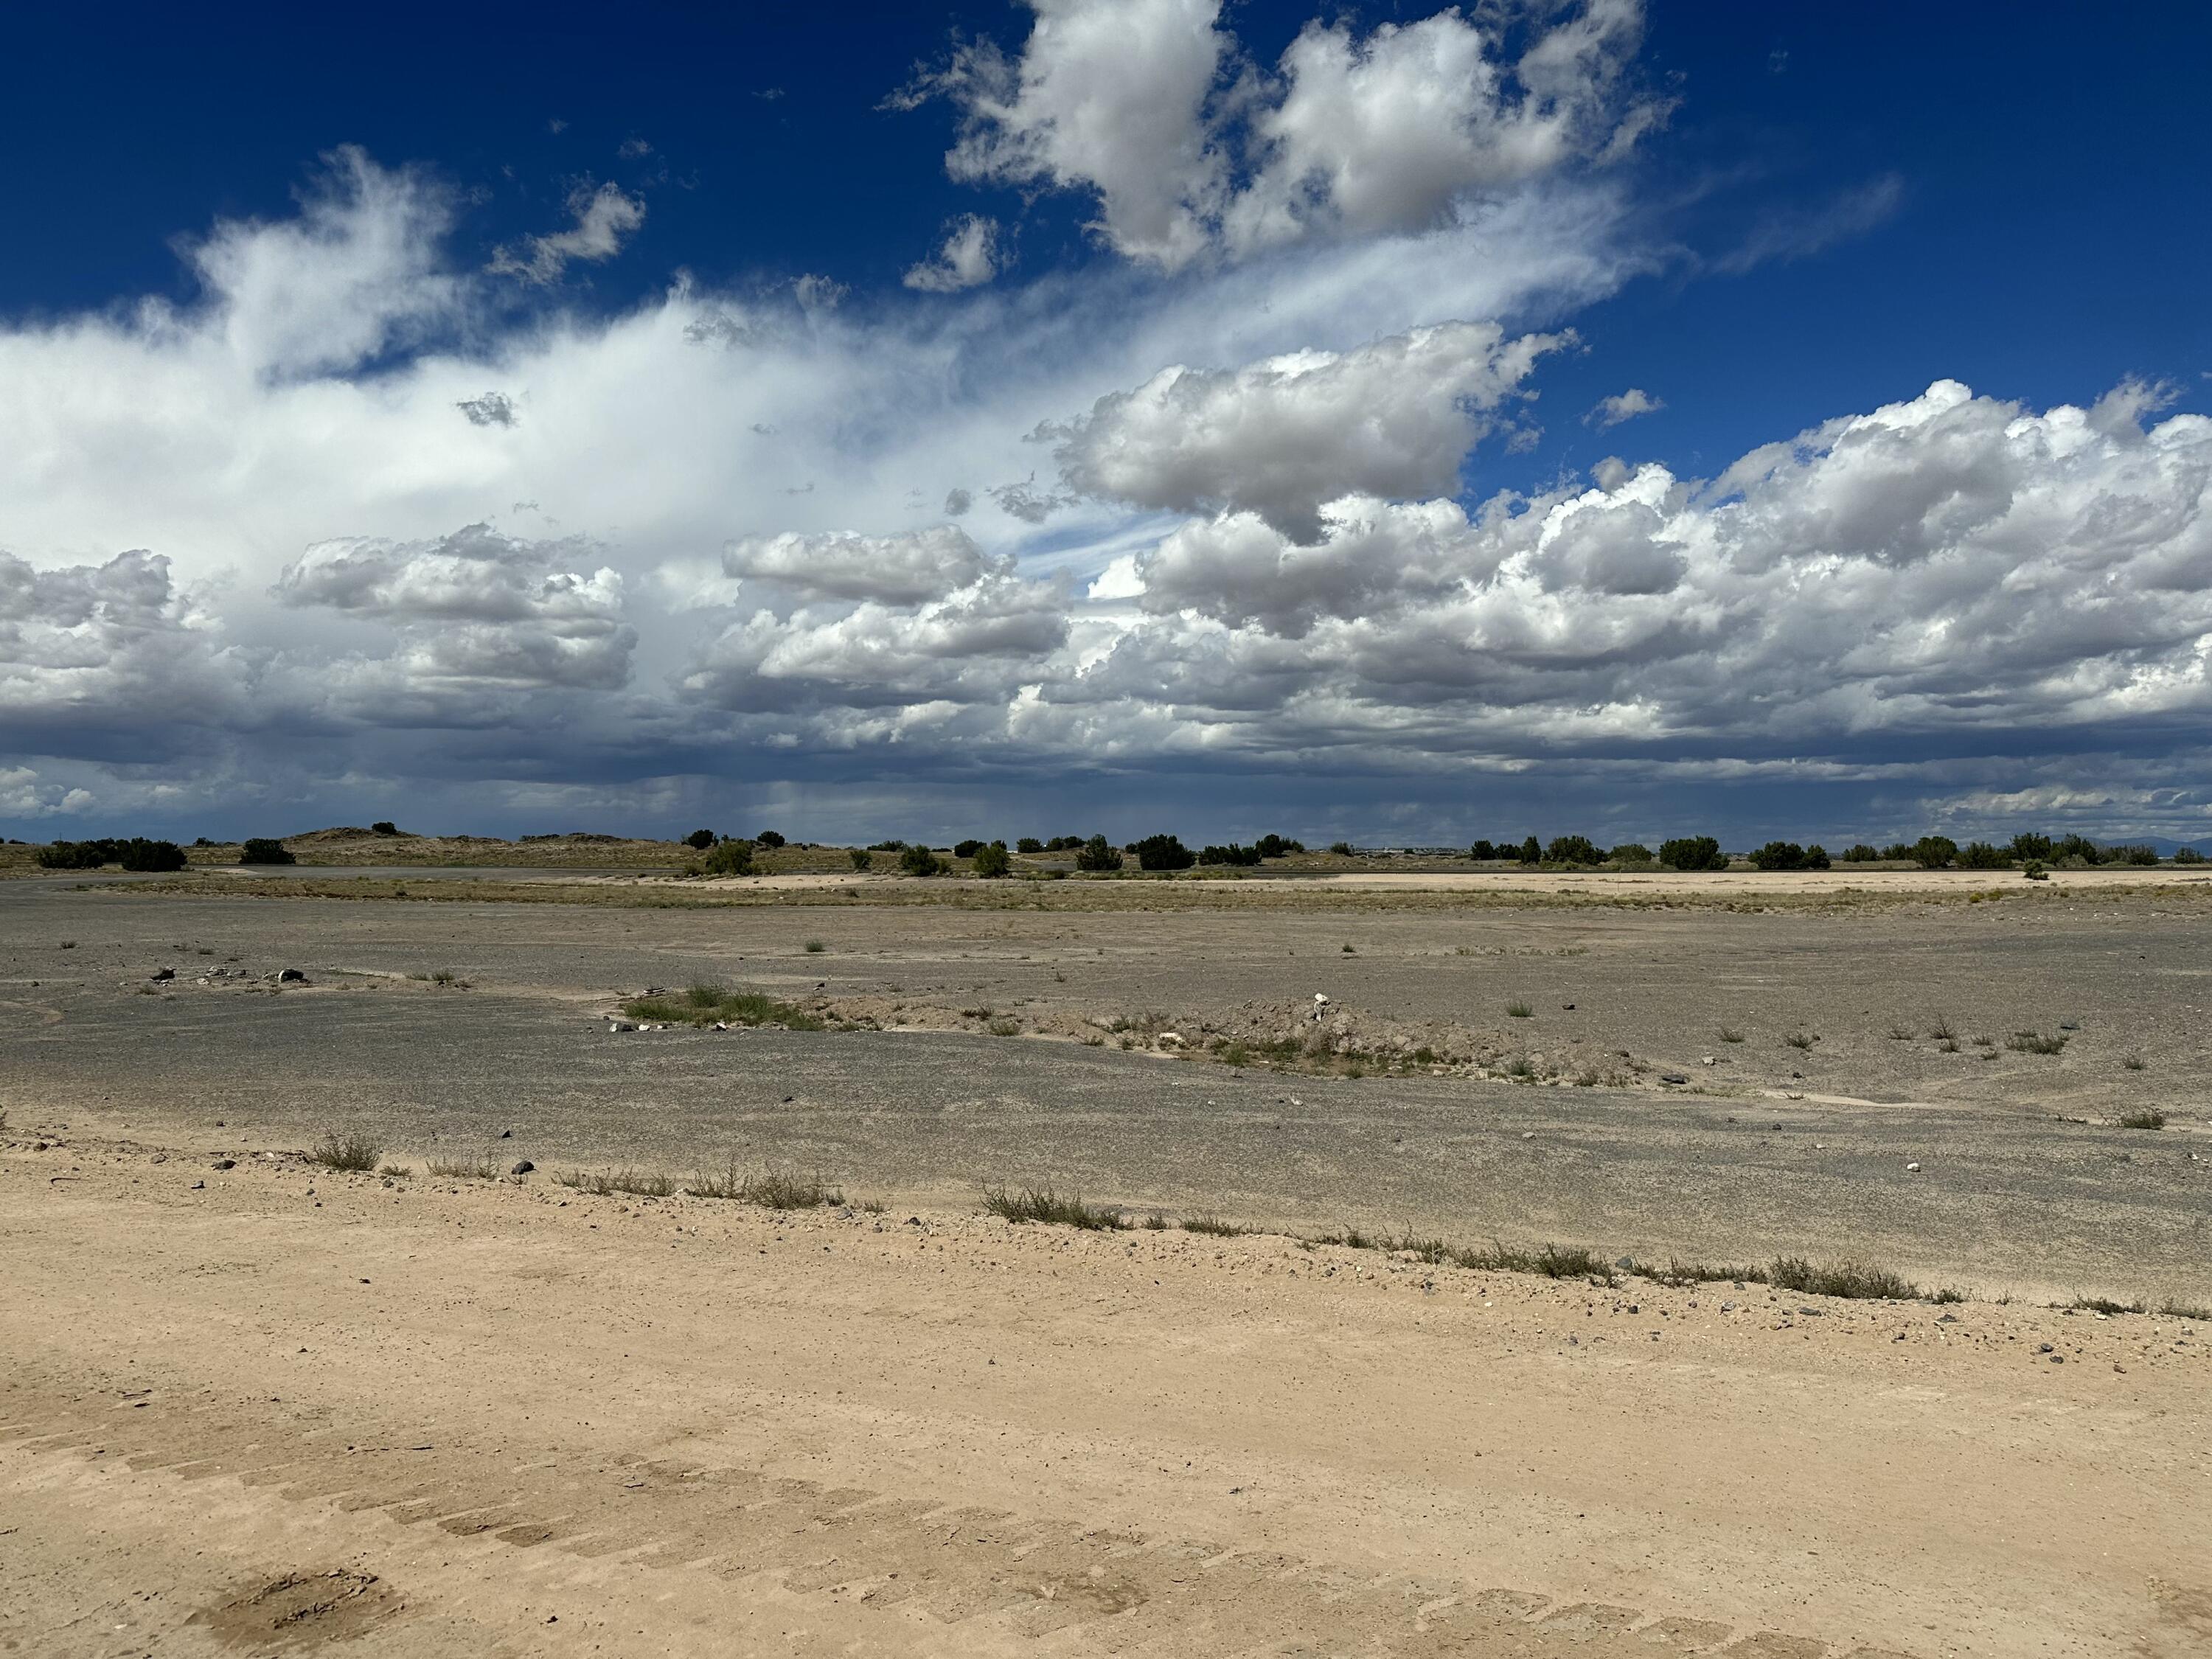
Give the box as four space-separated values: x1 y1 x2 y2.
3 868 2209 1658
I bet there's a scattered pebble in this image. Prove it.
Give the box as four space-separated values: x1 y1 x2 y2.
510 1160 534 1175
1906 1161 1922 1172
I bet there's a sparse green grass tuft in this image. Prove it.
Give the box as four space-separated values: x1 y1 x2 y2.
804 939 826 953
1927 1016 1955 1040
1505 1000 1533 1019
625 985 826 1030
1718 1026 1745 1043
1784 1030 1818 1050
2006 1029 2069 1055
689 1161 844 1208
427 1155 498 1180
555 1166 677 1198
2116 1108 2166 1130
1769 1256 1917 1300
379 1164 411 1178
310 1131 383 1172
2122 1051 2146 1071
1180 1215 1246 1237
1886 1024 1913 1040
987 1016 1021 1037
2070 1295 2145 1315
2159 1298 2211 1321
982 1182 1127 1229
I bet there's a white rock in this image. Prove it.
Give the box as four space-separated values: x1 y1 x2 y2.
1905 1161 1922 1172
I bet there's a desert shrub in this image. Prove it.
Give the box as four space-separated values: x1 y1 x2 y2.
1958 841 2012 869
2174 846 2205 865
847 847 873 871
371 820 399 835
2008 832 2053 860
1748 841 1807 871
117 838 185 872
971 841 1011 877
983 1183 1126 1229
684 828 717 849
1329 840 1355 856
2118 844 2160 866
753 830 785 848
35 840 103 869
1467 839 1500 860
2023 858 2048 880
1769 1256 1919 1300
2005 1029 2068 1054
1659 835 1728 871
898 844 947 877
2055 833 2103 864
1607 842 1654 863
1910 835 1958 869
1802 843 1832 869
867 838 906 852
240 838 296 866
1880 843 1913 860
1197 842 1263 866
1016 836 1043 853
1045 834 1084 850
702 838 755 876
1516 835 1540 863
1544 834 1602 866
953 839 984 858
1253 832 1302 858
1075 834 1123 872
626 987 823 1030
1841 844 1882 862
2117 1109 2166 1130
1135 833 1194 870
311 1131 384 1172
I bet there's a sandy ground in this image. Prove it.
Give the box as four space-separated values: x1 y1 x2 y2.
4 1141 2211 1659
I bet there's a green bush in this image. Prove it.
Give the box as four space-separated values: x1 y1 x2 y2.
1467 839 1500 860
2055 833 2102 864
1135 833 1195 870
1659 835 1728 871
2174 846 2205 865
899 844 947 877
1075 834 1122 872
1197 842 1262 866
2118 844 2160 866
1517 835 1540 864
240 838 296 866
847 847 873 871
953 838 985 858
1543 834 1602 866
1016 836 1043 854
371 820 399 835
1841 843 1882 862
1958 841 2013 869
1748 841 1807 870
118 838 186 872
1804 843 1832 869
684 828 716 849
1910 835 1958 869
1253 832 1303 858
1044 835 1084 850
754 830 785 848
1880 843 1913 860
2008 832 2052 860
702 838 754 876
36 839 112 869
971 841 1011 877
1607 842 1653 863
2023 858 2048 880
1329 840 1355 856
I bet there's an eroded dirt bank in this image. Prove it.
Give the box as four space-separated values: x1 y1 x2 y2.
4 1136 2208 1658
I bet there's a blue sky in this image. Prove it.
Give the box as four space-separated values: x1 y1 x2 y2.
2 1 2209 846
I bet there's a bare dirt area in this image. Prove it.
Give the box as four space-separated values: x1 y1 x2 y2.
4 1143 2211 1659
4 875 2211 1655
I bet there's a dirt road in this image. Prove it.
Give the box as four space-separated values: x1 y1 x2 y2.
4 1138 2208 1658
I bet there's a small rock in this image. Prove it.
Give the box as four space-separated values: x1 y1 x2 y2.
609 1020 636 1033
190 1180 205 1190
1614 1255 1634 1269
1522 1131 1535 1140
211 1158 235 1170
782 1095 795 1104
2050 1353 2065 1364
1701 1055 1717 1065
2039 1342 2053 1352
510 1160 534 1175
2059 1020 2079 1031
277 967 306 982
1659 1073 1687 1085
1905 1161 1921 1172
498 1128 512 1138
150 967 175 981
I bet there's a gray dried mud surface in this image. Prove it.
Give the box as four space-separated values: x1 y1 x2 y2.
4 877 2207 1304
